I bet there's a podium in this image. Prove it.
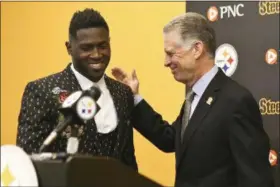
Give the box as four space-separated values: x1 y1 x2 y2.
32 155 164 187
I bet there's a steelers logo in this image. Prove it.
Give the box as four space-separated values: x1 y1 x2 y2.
215 43 239 77
76 96 97 121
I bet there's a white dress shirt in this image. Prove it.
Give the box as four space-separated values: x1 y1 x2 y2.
134 65 219 120
70 64 118 134
189 65 218 118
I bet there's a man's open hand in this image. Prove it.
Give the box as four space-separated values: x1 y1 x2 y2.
111 67 139 95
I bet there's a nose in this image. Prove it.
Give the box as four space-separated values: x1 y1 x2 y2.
90 48 102 59
164 58 171 67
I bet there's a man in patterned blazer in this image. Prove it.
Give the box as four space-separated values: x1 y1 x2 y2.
16 8 138 171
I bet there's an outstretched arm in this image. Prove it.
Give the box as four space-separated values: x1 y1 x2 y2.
112 67 179 152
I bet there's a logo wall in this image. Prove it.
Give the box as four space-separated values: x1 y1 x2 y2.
215 43 238 77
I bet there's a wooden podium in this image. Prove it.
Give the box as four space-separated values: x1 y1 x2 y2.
32 155 164 187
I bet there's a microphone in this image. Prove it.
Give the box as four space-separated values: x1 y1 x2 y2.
39 86 101 153
65 86 101 154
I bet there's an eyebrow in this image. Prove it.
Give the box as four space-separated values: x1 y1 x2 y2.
164 48 175 53
79 41 108 45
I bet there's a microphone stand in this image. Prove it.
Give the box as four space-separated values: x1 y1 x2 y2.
66 125 81 155
33 87 100 161
32 124 83 162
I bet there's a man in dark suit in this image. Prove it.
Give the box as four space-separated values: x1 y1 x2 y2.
112 12 274 186
16 8 138 171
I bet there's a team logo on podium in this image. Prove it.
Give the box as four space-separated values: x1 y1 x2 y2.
1 145 38 187
1 164 17 186
215 43 238 77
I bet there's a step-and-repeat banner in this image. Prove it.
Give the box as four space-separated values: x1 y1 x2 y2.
186 1 279 185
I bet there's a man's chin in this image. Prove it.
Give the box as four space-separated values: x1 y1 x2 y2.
173 74 185 84
85 70 105 82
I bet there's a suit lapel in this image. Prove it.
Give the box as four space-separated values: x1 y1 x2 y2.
174 101 186 166
52 64 82 106
177 69 227 168
104 76 127 158
62 63 82 91
60 66 130 157
64 67 125 155
104 75 124 124
62 64 99 133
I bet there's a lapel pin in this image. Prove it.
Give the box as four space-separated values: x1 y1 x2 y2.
206 97 213 105
52 87 61 94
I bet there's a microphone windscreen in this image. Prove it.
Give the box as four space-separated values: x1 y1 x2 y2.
89 86 101 101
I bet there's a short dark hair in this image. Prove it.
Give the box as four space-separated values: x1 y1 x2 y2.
69 8 109 39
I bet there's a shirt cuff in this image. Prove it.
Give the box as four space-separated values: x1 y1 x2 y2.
134 94 143 106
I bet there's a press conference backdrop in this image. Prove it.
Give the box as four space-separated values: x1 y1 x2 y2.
1 1 279 187
186 1 279 186
1 2 186 186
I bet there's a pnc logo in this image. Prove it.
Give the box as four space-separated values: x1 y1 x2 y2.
207 6 219 22
207 4 245 22
265 48 278 65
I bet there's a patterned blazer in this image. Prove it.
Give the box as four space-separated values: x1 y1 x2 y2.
16 63 138 171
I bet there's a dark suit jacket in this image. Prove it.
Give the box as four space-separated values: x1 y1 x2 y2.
131 69 274 187
16 64 138 171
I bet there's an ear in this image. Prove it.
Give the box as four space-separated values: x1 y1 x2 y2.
65 41 72 55
192 41 203 60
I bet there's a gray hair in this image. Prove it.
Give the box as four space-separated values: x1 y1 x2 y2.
163 12 216 58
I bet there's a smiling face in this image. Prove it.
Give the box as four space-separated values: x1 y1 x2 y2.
66 27 111 82
164 31 198 85
163 12 217 87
